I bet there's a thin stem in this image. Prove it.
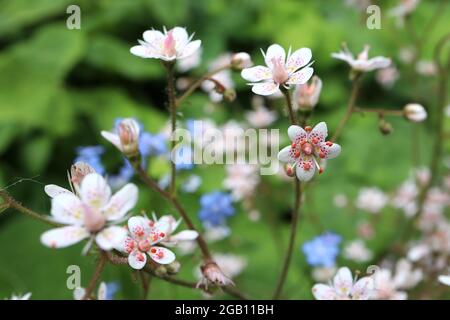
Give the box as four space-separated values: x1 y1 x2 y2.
353 107 404 117
273 179 302 299
330 74 361 142
0 190 62 227
175 65 231 108
165 62 177 196
139 271 151 300
272 89 303 300
82 252 107 300
133 165 213 261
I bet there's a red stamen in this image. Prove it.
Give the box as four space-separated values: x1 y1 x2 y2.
312 137 319 145
151 248 157 254
294 150 301 158
291 142 297 149
319 152 325 159
326 141 333 146
304 163 311 171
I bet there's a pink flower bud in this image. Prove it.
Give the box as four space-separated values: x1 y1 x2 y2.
117 119 140 157
295 76 322 110
200 261 234 287
70 162 96 193
231 52 253 70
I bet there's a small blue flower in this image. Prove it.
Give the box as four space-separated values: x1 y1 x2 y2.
139 132 167 157
302 232 342 267
74 146 105 175
104 282 120 300
108 160 135 190
181 175 202 193
198 191 235 226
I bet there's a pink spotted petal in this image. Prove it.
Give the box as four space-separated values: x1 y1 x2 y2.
287 125 308 142
250 82 279 96
51 193 85 225
309 122 328 143
286 48 312 74
128 250 147 270
264 44 286 70
278 146 293 163
44 184 72 198
333 267 353 297
312 284 338 300
241 66 272 82
351 277 374 300
295 157 316 181
149 246 176 265
317 142 341 160
128 216 151 240
41 226 89 248
286 67 314 85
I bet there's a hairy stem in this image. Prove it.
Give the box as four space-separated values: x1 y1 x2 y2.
82 252 107 300
165 62 177 196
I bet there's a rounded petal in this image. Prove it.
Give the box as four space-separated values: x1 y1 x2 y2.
178 40 201 59
143 30 165 44
351 277 374 300
41 226 89 248
130 45 155 58
51 193 85 224
333 267 353 297
101 131 122 151
309 122 328 143
250 82 279 96
241 66 272 82
286 48 312 74
317 142 341 160
128 216 151 240
312 284 337 300
286 67 314 85
103 183 138 221
288 125 307 142
128 250 147 270
149 246 176 265
95 226 127 251
169 230 199 242
45 184 72 198
366 57 391 71
171 27 189 49
295 157 316 182
264 44 286 69
278 146 293 163
97 282 107 300
80 173 111 210
155 215 179 234
438 275 450 286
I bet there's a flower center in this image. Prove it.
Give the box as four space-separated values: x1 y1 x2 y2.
271 58 289 84
138 239 151 252
83 204 106 233
163 30 177 57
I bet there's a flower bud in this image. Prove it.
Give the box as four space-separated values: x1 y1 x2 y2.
404 103 427 122
118 119 140 157
154 265 168 277
284 164 295 177
200 261 234 287
166 261 181 275
223 88 236 102
231 52 253 70
378 119 393 135
70 162 96 193
294 76 322 111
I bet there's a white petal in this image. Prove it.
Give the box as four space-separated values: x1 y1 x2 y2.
351 277 374 300
169 230 199 242
45 184 72 198
155 215 179 233
264 44 286 69
333 267 353 296
312 284 337 300
130 45 156 58
80 173 111 210
178 40 201 59
143 30 165 44
438 275 450 286
288 125 307 142
128 216 151 240
366 57 391 71
295 157 316 182
149 246 176 265
128 250 147 270
286 48 312 74
241 66 272 82
41 226 89 248
103 183 138 221
309 122 328 143
250 82 279 96
95 226 127 251
101 131 122 151
171 27 189 50
73 287 86 300
317 142 341 160
51 193 85 224
278 146 293 163
97 282 107 300
286 67 314 85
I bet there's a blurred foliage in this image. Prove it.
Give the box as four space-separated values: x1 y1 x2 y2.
0 0 449 299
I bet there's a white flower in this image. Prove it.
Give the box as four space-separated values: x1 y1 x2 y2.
7 293 31 300
41 173 137 252
223 164 260 201
278 122 341 182
355 187 388 214
293 75 322 110
415 60 437 76
151 214 199 247
404 103 427 122
120 215 177 269
201 54 235 102
130 27 201 61
74 282 108 300
332 44 391 72
245 103 277 128
101 118 141 157
231 52 253 70
312 267 374 300
343 240 373 263
438 275 450 286
241 44 314 96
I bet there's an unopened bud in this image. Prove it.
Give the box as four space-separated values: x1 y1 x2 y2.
166 261 181 275
284 164 295 177
294 76 322 111
200 261 234 287
231 52 253 70
154 265 168 277
404 103 427 122
223 88 236 102
379 119 393 135
70 162 96 192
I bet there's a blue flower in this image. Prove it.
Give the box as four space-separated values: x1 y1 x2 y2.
198 191 235 226
302 232 342 267
139 132 167 157
104 282 120 300
107 160 135 190
74 146 105 175
173 145 194 171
